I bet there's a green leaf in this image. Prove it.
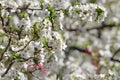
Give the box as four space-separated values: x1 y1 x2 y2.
12 52 21 59
41 37 48 47
81 41 92 47
47 4 57 19
47 4 55 14
33 57 38 63
95 7 104 21
39 0 44 9
32 22 40 40
61 33 65 40
14 77 19 80
20 11 28 19
34 47 38 55
33 22 39 28
0 3 2 9
0 33 6 37
89 0 96 3
62 9 69 16
71 1 80 6
96 7 104 15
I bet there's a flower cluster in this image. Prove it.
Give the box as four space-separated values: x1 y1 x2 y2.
69 3 107 22
0 0 111 80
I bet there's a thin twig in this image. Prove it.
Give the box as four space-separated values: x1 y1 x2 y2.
66 22 118 38
86 22 116 31
111 58 120 63
0 17 8 33
111 48 120 58
111 48 120 63
11 38 33 52
0 36 12 61
1 59 15 77
67 46 91 54
19 57 33 62
2 7 61 11
64 46 91 62
66 23 117 32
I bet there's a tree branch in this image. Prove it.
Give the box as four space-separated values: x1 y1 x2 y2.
0 17 8 33
67 46 90 53
111 58 120 63
2 7 62 11
66 46 120 63
64 46 92 62
66 22 117 32
87 22 116 31
19 57 33 62
1 59 15 77
66 22 119 38
111 48 120 63
11 38 33 52
0 36 12 61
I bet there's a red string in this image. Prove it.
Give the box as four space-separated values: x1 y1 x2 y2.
33 63 46 72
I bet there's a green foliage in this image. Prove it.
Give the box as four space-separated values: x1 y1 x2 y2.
33 22 39 28
47 4 57 19
0 3 3 10
95 7 104 21
57 75 63 80
114 65 120 71
0 33 6 37
81 41 92 47
0 5 2 17
39 0 44 9
47 4 55 14
32 22 40 40
89 0 96 3
12 52 21 59
14 77 19 80
72 76 77 80
17 26 24 39
71 1 80 6
34 47 39 55
96 7 104 15
33 57 38 63
41 37 48 47
61 33 65 41
0 3 2 8
62 9 69 16
20 11 28 19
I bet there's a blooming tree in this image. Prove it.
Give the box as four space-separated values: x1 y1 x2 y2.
0 0 119 80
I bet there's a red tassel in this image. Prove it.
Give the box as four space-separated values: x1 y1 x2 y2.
37 63 46 73
27 63 47 73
